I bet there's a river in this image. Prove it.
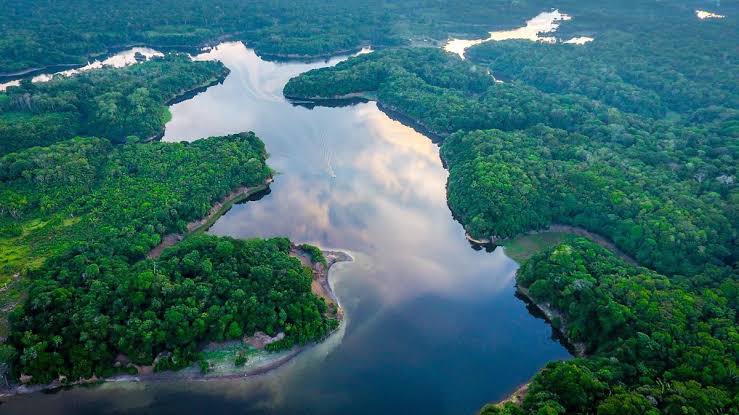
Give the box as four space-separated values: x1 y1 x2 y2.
444 10 593 59
0 42 569 415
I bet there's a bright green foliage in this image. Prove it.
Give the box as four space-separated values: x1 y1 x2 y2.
7 235 336 384
0 54 228 154
298 244 328 267
480 402 525 415
442 127 735 278
0 132 270 275
514 239 737 414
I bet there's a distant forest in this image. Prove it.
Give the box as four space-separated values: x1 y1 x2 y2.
6 0 734 73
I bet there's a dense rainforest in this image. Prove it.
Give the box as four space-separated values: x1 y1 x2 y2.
0 54 228 155
5 0 716 74
6 234 336 384
284 48 736 278
284 2 737 412
482 238 737 415
0 0 547 74
0 132 270 276
0 0 736 412
0 127 339 383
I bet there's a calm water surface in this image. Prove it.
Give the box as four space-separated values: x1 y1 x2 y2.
2 42 568 415
444 10 592 59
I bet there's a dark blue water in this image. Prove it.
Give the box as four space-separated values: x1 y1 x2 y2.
0 42 568 415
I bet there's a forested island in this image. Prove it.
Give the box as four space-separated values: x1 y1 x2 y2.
0 50 343 389
0 0 736 413
0 125 346 385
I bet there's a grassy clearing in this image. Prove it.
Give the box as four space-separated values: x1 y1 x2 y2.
502 232 573 264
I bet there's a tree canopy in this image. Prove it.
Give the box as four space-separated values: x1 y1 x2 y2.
0 54 228 155
283 4 737 412
8 234 336 384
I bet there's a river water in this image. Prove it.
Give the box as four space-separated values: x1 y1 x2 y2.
1 42 568 415
444 10 592 59
0 47 163 91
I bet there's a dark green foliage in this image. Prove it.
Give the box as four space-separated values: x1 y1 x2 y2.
286 48 736 277
0 54 227 154
0 1 737 409
285 5 737 413
467 18 739 117
0 0 552 73
12 0 711 74
479 402 525 415
0 112 80 157
0 132 270 272
442 126 735 278
7 235 335 383
512 239 737 414
234 351 247 367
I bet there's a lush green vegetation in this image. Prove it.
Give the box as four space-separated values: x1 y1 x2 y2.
0 131 342 384
5 234 336 384
501 232 571 264
0 54 227 155
298 244 328 267
284 3 737 412
0 132 270 280
285 48 736 278
481 238 737 415
0 0 736 409
0 0 613 73
466 30 738 118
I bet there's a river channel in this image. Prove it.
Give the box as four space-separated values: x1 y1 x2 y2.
1 41 569 415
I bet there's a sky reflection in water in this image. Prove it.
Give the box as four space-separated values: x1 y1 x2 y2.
1 42 569 415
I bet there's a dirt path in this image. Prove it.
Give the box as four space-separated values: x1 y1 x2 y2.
290 246 353 319
147 179 272 259
542 224 638 265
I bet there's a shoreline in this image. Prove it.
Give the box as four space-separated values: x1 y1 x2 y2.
164 68 231 107
515 285 586 357
257 44 374 63
0 35 241 82
287 94 638 268
145 68 231 142
283 93 448 143
491 284 586 408
1 40 373 83
0 246 353 398
147 177 273 258
468 224 638 266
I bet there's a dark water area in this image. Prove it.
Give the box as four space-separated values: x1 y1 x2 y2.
1 42 568 415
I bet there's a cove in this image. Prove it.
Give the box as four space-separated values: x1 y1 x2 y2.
0 42 569 415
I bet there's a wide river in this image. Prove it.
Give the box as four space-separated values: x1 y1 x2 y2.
2 42 569 415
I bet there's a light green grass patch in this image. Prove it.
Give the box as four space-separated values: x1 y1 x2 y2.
502 232 573 264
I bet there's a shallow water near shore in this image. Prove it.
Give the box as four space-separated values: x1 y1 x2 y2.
0 42 569 415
